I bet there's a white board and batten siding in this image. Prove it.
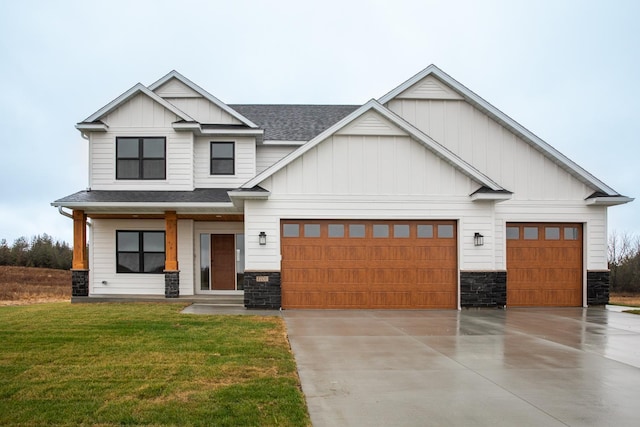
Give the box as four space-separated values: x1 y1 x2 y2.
194 136 256 188
154 77 244 125
385 84 609 270
90 93 194 191
256 145 298 174
244 112 499 272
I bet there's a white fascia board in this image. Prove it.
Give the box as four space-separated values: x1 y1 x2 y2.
241 99 504 191
148 70 259 128
470 192 513 202
379 65 620 196
75 122 108 132
50 201 234 209
261 140 306 146
171 122 264 136
585 196 634 206
83 83 195 123
227 190 271 199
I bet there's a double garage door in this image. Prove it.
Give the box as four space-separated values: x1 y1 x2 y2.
281 220 583 309
281 220 457 309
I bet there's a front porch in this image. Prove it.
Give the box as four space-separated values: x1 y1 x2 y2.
71 293 245 305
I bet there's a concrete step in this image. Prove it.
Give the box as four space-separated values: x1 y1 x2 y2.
72 294 245 305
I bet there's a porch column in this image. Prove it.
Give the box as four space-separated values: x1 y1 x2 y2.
71 210 89 297
164 211 180 298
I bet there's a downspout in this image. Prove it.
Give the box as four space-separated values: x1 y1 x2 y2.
58 206 92 227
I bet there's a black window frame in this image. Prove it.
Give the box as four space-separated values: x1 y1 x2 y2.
210 141 235 175
116 137 166 180
116 230 166 274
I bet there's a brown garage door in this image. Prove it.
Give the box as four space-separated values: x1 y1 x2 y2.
281 220 457 309
506 223 582 307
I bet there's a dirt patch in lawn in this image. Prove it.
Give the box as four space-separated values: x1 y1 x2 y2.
0 266 70 305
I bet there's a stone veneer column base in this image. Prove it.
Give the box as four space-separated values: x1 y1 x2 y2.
587 270 609 306
164 271 180 298
244 272 281 309
460 271 507 308
71 269 89 297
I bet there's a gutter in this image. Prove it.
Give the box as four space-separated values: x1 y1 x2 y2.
58 206 92 227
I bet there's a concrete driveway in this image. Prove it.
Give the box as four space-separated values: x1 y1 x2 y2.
283 308 640 427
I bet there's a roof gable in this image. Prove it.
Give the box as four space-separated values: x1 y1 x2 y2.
379 64 621 196
242 100 505 193
148 71 257 128
80 83 195 124
153 77 203 98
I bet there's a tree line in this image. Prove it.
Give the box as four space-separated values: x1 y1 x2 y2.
608 231 640 293
0 234 72 270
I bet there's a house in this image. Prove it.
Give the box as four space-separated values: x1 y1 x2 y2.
52 65 632 309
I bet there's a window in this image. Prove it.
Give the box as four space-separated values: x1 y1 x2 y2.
506 227 519 240
438 224 454 238
116 137 165 180
328 224 344 238
394 224 410 238
116 231 165 273
304 224 321 237
565 227 579 240
282 224 299 237
349 224 365 238
545 227 560 240
373 224 389 238
211 142 235 175
417 225 433 238
524 227 538 240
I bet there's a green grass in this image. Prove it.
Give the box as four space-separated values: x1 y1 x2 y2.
0 303 310 426
624 310 640 315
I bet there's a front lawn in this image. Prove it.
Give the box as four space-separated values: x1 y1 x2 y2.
0 303 309 426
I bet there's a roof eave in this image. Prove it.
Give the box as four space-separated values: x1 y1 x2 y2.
75 122 108 132
378 65 620 196
470 192 513 202
51 201 235 209
148 70 259 128
585 196 634 206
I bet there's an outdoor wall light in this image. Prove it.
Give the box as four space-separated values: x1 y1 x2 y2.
474 232 484 247
259 231 267 246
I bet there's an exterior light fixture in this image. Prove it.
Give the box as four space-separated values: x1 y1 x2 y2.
474 232 484 247
259 231 267 246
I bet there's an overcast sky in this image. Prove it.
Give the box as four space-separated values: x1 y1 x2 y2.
0 0 638 245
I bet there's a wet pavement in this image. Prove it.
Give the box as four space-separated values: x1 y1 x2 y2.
283 308 640 427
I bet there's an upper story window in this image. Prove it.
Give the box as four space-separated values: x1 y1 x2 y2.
116 137 166 180
211 142 235 175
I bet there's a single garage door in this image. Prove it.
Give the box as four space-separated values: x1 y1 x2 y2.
281 220 457 309
506 223 582 307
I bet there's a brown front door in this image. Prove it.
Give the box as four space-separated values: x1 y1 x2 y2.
211 234 236 290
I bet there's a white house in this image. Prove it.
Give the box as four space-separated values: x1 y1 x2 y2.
52 65 632 309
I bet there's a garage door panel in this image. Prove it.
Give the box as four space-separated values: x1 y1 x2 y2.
507 223 582 307
281 220 457 309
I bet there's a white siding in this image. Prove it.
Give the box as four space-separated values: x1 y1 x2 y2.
178 219 195 296
89 219 166 295
396 75 464 100
265 134 475 196
90 93 194 190
256 145 297 174
194 136 256 188
165 97 243 125
386 99 593 201
246 127 494 272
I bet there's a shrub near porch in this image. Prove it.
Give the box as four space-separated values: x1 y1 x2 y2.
0 303 310 426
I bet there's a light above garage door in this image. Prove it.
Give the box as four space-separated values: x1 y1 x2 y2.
281 220 457 309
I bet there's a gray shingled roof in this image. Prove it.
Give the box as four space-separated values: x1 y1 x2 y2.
54 188 233 204
229 105 359 141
